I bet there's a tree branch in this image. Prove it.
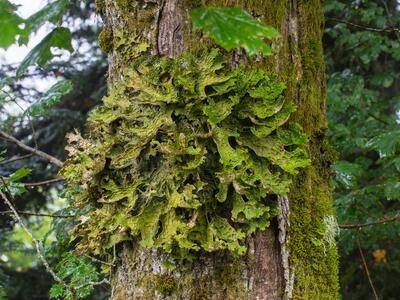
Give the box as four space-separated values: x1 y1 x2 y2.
0 130 64 168
23 177 64 187
327 17 399 33
84 254 116 267
357 239 379 300
74 278 110 290
339 213 400 229
0 154 33 165
0 210 75 218
0 178 72 296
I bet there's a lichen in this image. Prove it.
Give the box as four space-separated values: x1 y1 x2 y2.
113 28 149 62
61 48 310 260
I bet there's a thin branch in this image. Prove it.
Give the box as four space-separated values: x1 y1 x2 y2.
0 130 63 167
0 154 33 165
380 0 400 41
84 254 116 267
74 278 110 290
357 239 379 300
339 213 400 229
23 177 64 187
0 178 73 296
327 17 399 33
0 210 75 218
2 90 38 149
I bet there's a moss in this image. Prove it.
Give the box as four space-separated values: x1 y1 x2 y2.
98 27 113 53
95 0 105 12
288 166 339 299
115 0 128 9
216 259 248 299
154 274 176 295
284 1 340 298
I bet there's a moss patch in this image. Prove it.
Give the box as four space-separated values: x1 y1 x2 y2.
98 27 113 53
95 0 105 12
154 274 176 295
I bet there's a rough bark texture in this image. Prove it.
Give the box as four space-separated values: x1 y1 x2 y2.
97 0 339 299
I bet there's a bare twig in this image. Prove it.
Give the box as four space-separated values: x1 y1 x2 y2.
327 17 399 33
0 210 75 218
0 130 63 167
0 153 33 165
0 177 107 298
380 0 400 41
23 177 64 187
2 90 38 149
0 178 73 296
74 278 110 290
357 239 379 300
339 213 400 229
84 254 116 267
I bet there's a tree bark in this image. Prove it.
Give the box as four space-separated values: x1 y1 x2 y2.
98 0 339 299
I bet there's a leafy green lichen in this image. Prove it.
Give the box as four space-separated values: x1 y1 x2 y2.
113 28 149 62
61 49 310 260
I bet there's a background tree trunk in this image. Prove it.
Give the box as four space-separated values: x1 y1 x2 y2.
98 0 339 299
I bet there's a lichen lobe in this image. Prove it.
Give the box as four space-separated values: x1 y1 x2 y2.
62 49 310 262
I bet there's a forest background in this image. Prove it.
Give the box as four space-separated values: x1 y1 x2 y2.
0 0 399 299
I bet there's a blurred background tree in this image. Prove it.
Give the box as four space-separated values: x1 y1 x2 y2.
0 0 107 299
0 0 399 299
325 1 400 299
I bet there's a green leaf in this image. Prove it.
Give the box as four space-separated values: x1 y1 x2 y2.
0 149 6 161
366 130 400 158
0 0 29 48
191 7 279 56
49 284 66 299
8 168 31 182
0 168 31 197
331 161 362 189
51 253 100 299
26 80 73 116
16 27 73 77
384 180 400 201
0 285 5 300
26 0 69 34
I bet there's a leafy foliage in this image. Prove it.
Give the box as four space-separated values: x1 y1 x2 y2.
26 0 69 34
0 0 70 48
0 1 105 299
0 168 31 197
0 0 28 48
49 253 100 300
191 7 279 56
16 27 74 77
26 80 73 116
324 1 400 298
62 49 309 260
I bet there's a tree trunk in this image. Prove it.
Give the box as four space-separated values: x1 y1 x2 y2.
98 0 339 299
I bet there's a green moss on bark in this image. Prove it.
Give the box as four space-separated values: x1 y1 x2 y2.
98 27 113 53
95 0 105 12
